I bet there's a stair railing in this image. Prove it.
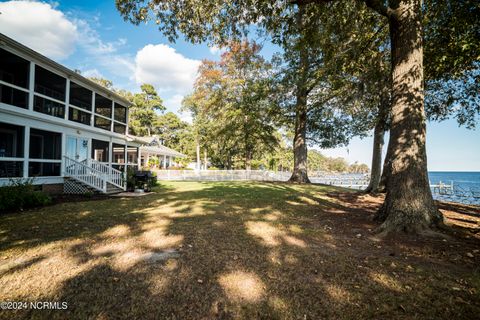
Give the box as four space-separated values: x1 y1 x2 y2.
64 156 107 192
84 158 126 190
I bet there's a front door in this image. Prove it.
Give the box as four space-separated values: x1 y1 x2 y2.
66 136 88 162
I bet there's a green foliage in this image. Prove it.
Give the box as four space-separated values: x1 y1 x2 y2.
183 41 281 169
129 84 166 136
0 179 51 213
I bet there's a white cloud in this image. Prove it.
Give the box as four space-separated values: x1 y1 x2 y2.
0 1 78 60
209 45 226 55
81 68 104 79
164 94 184 111
134 44 200 95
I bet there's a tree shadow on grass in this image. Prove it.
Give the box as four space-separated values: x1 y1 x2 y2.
1 181 479 319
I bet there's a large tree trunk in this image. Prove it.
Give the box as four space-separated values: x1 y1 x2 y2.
364 119 385 193
289 89 310 183
365 96 389 193
289 4 310 184
376 0 442 234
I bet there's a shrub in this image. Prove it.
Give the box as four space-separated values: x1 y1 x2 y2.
0 179 51 213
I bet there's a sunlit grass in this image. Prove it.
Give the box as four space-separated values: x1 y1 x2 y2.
0 181 478 319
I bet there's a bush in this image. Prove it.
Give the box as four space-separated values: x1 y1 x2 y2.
0 179 52 213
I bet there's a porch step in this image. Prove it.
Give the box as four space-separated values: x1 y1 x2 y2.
106 182 124 194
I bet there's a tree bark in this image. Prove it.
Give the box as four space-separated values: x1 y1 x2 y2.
204 149 208 170
375 0 443 234
364 119 385 193
289 4 310 184
196 139 201 170
245 148 252 170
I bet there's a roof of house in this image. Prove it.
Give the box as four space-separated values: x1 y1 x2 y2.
126 134 186 157
141 145 186 158
0 33 131 106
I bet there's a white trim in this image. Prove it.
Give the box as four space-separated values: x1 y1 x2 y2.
0 79 29 93
0 176 64 187
29 159 62 163
65 78 70 121
33 92 66 106
23 126 30 178
28 61 35 111
69 104 92 114
0 157 24 161
0 103 131 139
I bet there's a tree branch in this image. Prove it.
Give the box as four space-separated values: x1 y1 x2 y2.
364 0 392 18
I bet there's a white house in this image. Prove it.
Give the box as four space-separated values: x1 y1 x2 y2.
0 33 146 194
133 135 186 168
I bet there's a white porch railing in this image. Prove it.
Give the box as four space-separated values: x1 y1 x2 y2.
64 156 108 192
64 156 126 192
84 158 125 190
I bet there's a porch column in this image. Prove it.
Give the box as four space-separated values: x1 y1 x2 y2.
23 126 30 178
163 154 167 169
137 147 141 170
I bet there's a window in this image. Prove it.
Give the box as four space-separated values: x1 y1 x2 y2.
112 144 125 164
34 65 66 101
0 84 28 109
34 96 65 118
69 82 92 111
29 129 61 160
0 48 30 89
113 123 126 134
114 103 127 123
69 108 91 125
0 123 24 178
95 94 112 117
28 128 61 177
94 116 111 131
92 139 109 162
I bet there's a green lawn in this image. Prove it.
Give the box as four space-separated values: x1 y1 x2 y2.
0 181 479 319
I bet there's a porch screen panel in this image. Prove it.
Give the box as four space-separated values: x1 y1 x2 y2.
0 84 28 109
112 143 125 164
0 48 29 88
114 103 127 123
113 123 126 134
34 65 66 101
0 122 24 177
94 116 111 131
127 146 138 164
92 139 109 162
0 49 29 109
34 96 65 118
69 108 91 125
28 128 61 176
69 82 92 111
95 94 112 118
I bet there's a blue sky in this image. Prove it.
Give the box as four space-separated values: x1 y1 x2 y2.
1 0 478 171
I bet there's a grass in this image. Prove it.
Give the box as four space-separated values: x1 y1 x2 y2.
0 181 479 319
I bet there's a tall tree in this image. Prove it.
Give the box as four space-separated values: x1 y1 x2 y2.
183 41 279 169
130 84 166 136
116 0 478 235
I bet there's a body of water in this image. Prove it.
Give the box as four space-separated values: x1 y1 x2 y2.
428 171 480 190
428 171 480 205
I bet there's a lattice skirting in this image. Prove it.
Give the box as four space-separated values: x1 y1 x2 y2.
64 179 94 194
